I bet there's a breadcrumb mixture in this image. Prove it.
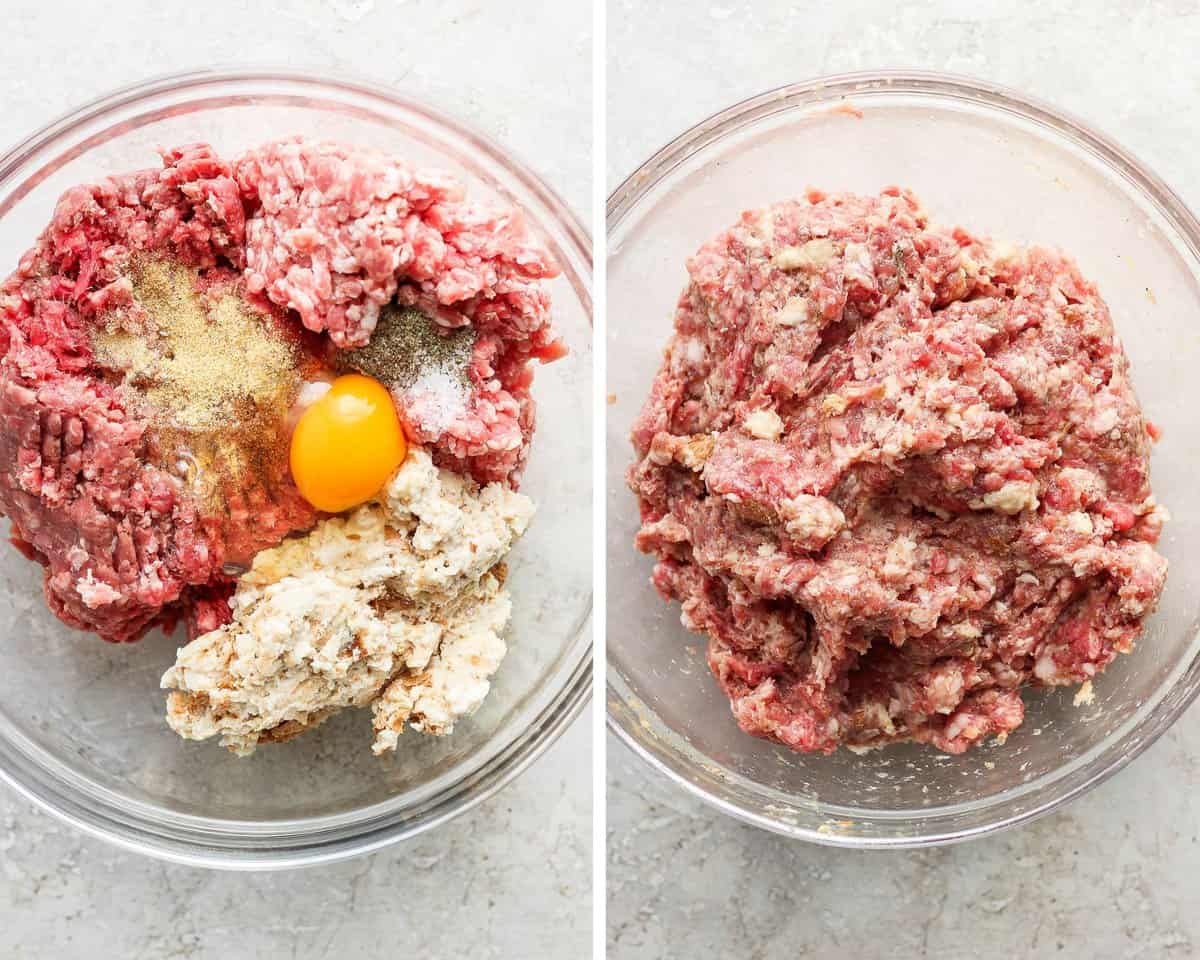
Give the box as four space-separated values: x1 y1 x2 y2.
161 449 533 756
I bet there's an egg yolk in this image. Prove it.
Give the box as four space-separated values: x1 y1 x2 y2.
289 373 407 513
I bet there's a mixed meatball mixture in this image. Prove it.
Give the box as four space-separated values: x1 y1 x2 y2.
630 188 1167 754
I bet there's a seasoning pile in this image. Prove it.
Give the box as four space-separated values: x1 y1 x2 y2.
339 302 476 437
93 258 307 527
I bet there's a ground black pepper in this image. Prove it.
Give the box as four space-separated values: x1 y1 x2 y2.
339 303 475 392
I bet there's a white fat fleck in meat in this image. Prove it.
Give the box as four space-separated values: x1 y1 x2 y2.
1034 649 1061 682
682 336 707 365
926 664 965 714
1056 467 1104 504
754 208 776 243
882 536 918 581
76 572 122 608
1063 511 1094 535
841 241 875 289
1089 401 1120 437
946 403 993 441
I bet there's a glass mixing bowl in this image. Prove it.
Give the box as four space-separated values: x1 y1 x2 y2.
0 70 592 868
607 71 1200 847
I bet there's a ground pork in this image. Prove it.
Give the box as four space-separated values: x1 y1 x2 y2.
236 138 565 485
629 188 1168 755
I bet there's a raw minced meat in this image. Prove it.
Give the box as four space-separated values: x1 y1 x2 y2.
629 188 1168 755
0 140 559 644
0 145 305 643
237 139 565 485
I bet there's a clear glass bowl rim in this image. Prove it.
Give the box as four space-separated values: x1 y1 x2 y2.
605 68 1200 848
0 66 593 870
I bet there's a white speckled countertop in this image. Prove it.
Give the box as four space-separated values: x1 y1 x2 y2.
607 2 1200 958
0 2 590 957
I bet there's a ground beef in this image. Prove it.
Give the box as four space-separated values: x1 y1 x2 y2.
629 188 1168 754
0 145 287 643
0 141 558 643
